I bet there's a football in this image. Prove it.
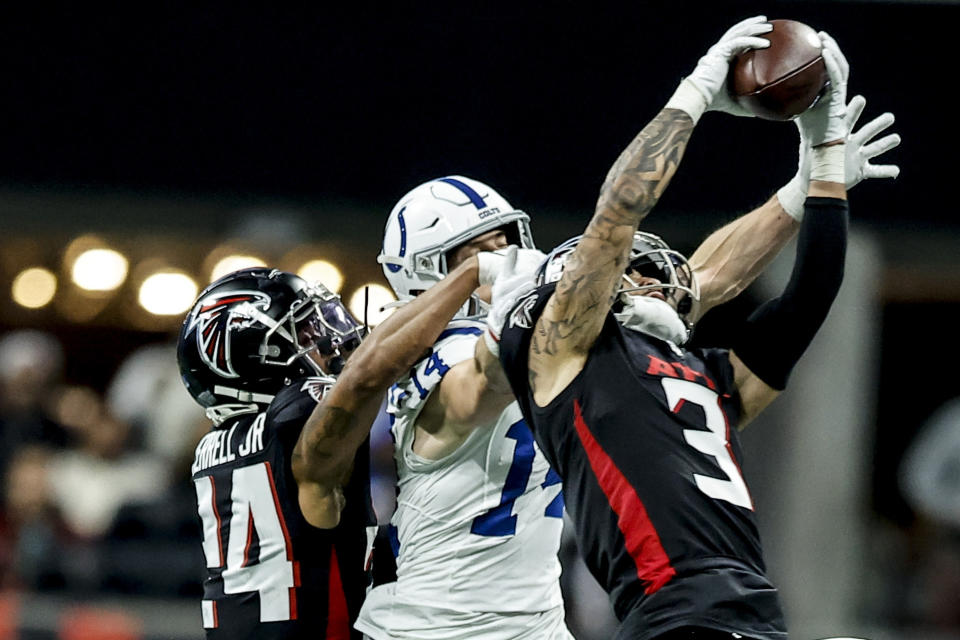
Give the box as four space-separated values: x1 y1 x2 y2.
728 19 828 121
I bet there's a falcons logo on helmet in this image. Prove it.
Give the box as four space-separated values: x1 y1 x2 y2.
187 290 272 379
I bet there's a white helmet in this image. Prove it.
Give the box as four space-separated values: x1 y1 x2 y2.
378 176 535 316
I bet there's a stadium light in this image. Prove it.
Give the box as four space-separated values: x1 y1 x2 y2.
11 267 57 309
348 283 396 327
138 272 198 315
210 254 266 282
71 248 128 291
297 260 343 293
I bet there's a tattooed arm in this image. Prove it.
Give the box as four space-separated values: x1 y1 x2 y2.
688 195 798 322
292 258 480 528
529 109 695 406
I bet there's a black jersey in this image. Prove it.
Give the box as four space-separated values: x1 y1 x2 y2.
499 283 787 640
190 378 377 640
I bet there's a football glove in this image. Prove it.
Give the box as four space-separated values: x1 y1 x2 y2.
666 16 773 122
795 32 849 147
477 247 546 287
777 94 901 220
482 246 544 357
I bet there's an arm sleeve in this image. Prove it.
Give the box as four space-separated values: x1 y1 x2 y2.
730 197 848 390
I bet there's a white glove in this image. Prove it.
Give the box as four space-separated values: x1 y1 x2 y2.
795 31 849 147
482 246 543 357
666 16 772 122
844 94 901 188
477 247 546 286
777 94 901 220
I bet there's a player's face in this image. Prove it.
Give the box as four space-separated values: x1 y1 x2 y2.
447 229 510 302
624 269 683 311
297 315 360 375
447 229 510 269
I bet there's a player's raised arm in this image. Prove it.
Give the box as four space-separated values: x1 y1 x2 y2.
292 256 481 528
537 108 695 357
728 32 852 426
435 247 546 409
530 17 772 402
689 92 899 320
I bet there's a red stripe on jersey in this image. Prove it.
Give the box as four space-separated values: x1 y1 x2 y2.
209 477 224 567
242 506 255 567
326 546 351 640
263 462 295 561
263 461 298 619
573 399 676 594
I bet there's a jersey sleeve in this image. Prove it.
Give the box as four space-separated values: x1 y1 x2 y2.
498 283 557 420
386 320 484 419
266 377 333 435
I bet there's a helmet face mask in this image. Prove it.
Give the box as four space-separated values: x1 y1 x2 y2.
539 232 701 336
379 176 536 319
619 234 699 319
178 268 364 413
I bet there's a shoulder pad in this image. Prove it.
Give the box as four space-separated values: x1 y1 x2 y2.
267 376 334 426
387 321 481 415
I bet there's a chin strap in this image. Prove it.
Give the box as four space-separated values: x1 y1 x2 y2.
613 295 689 346
205 403 260 426
205 386 276 425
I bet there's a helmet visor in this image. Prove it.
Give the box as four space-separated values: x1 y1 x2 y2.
296 300 365 353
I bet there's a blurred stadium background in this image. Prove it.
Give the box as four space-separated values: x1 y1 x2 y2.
0 2 957 639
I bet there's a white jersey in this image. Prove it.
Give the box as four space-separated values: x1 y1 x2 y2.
356 320 570 639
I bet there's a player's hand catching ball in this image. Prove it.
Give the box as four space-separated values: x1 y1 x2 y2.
844 95 901 188
777 94 901 220
666 16 772 121
794 32 849 147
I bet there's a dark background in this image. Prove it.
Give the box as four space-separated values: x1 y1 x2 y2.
0 1 942 233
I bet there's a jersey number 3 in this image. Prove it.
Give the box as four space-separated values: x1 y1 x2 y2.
661 378 753 510
194 461 298 622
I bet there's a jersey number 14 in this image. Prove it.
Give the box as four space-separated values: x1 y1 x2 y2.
471 420 564 537
194 461 299 622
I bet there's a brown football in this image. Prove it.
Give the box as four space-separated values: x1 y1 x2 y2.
729 19 828 121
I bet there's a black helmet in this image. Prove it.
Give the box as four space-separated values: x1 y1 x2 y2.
177 268 365 411
539 231 700 324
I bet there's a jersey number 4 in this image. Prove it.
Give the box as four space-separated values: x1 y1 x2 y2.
194 461 299 622
661 378 754 510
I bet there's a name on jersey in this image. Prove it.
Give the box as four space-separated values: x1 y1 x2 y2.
191 413 267 474
646 354 717 391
